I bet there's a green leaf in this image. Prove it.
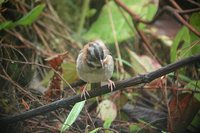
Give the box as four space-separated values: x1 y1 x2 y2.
115 58 132 68
103 118 113 129
189 12 200 55
60 100 86 133
129 124 141 132
0 4 45 30
83 0 158 43
170 13 200 62
185 80 200 102
170 27 191 62
0 21 15 30
83 0 133 44
129 0 158 22
187 110 200 132
136 1 158 29
89 128 101 133
16 4 45 26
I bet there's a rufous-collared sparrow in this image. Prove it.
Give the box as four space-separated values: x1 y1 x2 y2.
76 40 115 98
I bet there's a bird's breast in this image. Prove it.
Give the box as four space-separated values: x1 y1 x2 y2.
76 53 114 83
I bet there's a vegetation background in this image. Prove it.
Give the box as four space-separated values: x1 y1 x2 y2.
0 0 200 132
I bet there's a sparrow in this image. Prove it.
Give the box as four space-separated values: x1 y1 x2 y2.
76 40 115 98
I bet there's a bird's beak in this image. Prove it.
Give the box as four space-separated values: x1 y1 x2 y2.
100 59 104 68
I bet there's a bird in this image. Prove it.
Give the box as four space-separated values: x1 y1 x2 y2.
76 40 115 98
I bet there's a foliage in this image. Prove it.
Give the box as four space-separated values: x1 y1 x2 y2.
16 4 45 26
60 100 86 132
170 12 200 62
83 0 158 44
0 4 45 30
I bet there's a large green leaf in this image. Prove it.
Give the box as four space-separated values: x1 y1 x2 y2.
170 27 191 62
60 100 86 132
132 0 158 29
83 0 133 44
129 0 158 21
103 118 113 129
16 4 45 26
83 0 158 44
189 12 200 55
170 12 200 62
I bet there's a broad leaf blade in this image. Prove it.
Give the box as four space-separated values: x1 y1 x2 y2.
60 100 86 132
16 4 45 26
170 27 191 62
189 13 200 55
83 0 134 44
83 0 158 43
103 118 113 129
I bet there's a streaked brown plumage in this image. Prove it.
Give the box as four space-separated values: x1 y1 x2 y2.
76 40 115 98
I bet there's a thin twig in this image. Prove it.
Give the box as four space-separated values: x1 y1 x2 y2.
114 0 148 23
106 0 125 77
0 66 43 105
0 58 76 94
169 0 189 20
177 8 200 14
33 24 52 53
114 0 200 38
163 76 173 131
77 0 90 34
165 6 200 37
134 22 163 64
6 30 51 56
187 0 200 7
114 0 162 64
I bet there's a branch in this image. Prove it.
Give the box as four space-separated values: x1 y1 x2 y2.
0 54 200 124
115 0 162 64
159 6 200 37
114 0 200 37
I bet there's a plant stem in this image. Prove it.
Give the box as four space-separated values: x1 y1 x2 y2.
77 0 90 35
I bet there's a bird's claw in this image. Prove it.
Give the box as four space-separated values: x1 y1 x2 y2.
108 80 115 92
80 85 90 100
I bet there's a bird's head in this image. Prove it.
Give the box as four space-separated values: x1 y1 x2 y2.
85 40 108 68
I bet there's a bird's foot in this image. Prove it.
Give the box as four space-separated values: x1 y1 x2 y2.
80 84 90 100
108 80 116 92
